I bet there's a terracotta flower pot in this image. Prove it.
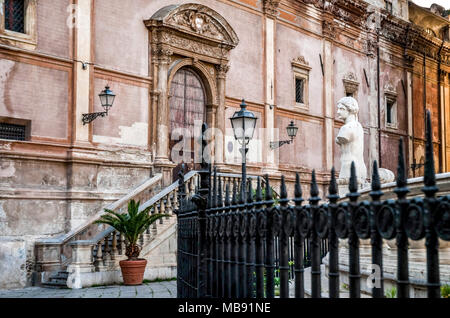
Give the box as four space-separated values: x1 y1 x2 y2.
119 259 147 285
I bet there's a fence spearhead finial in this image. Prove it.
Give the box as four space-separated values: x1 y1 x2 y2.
295 173 302 198
396 137 407 189
212 167 218 208
247 180 253 203
310 169 319 198
264 174 272 201
256 177 263 202
239 180 245 204
329 167 338 195
349 161 358 193
371 160 381 191
280 175 287 199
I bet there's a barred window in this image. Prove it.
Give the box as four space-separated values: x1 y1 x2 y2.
4 0 25 33
0 122 26 140
386 100 394 124
295 78 304 104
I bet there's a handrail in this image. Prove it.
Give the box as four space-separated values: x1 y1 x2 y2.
90 170 199 245
36 173 163 245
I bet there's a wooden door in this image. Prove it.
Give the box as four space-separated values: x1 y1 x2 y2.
169 68 206 180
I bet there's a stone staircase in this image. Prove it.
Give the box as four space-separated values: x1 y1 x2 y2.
42 271 69 289
34 171 199 289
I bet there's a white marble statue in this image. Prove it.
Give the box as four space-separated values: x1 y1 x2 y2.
335 96 367 185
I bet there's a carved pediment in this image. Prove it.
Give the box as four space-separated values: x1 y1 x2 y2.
384 82 397 97
343 72 359 94
291 56 311 69
146 3 239 48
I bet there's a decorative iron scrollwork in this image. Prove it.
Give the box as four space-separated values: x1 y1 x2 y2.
376 202 396 240
233 214 240 238
282 208 295 237
354 202 370 239
248 213 257 238
226 214 233 238
315 206 329 238
296 206 311 237
404 199 425 240
334 205 348 238
219 214 225 238
257 211 267 237
272 207 282 235
240 213 247 237
435 196 450 241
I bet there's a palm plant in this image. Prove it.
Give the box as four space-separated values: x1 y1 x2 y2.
94 199 168 260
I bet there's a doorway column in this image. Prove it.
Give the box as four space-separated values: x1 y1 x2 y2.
154 47 176 186
214 62 229 167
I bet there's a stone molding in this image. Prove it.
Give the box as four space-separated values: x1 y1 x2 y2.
263 0 281 18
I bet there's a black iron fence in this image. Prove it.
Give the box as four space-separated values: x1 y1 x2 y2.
176 112 449 298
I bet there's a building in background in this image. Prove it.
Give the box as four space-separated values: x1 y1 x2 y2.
0 0 449 289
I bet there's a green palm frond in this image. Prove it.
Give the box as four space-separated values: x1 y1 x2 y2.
94 199 172 259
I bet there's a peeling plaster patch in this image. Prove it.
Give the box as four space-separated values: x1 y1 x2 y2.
93 122 148 146
0 59 15 109
0 161 15 178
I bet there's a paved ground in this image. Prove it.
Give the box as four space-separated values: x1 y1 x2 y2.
0 280 177 298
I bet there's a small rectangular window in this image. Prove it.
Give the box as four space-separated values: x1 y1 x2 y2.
4 0 25 33
386 100 394 124
385 1 393 14
0 122 26 140
295 78 304 104
346 92 353 97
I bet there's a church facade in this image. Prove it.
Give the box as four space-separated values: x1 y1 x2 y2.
0 0 449 289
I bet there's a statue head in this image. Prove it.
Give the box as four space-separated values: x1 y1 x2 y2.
336 96 359 121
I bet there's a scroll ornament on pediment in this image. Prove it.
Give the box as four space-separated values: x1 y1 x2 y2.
343 72 359 94
291 56 309 67
168 10 223 41
384 82 397 96
322 20 336 38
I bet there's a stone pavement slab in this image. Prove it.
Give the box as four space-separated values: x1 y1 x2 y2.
0 280 177 298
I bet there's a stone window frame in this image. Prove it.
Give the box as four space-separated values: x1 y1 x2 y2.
0 0 37 50
342 72 359 100
291 56 311 112
384 84 398 129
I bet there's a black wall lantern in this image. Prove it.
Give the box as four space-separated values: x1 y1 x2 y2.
82 85 116 125
270 120 298 150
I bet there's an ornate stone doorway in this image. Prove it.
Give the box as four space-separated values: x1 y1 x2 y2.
169 67 206 181
145 3 239 185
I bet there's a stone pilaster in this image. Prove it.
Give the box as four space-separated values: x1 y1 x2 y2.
74 0 92 143
262 1 280 175
214 63 229 167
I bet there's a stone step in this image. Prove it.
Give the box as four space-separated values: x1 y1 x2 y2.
42 280 69 289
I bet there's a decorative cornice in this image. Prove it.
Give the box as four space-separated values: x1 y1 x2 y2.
343 72 359 94
291 55 311 69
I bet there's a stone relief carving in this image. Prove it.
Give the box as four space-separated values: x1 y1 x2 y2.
169 10 222 40
291 56 310 68
384 82 397 96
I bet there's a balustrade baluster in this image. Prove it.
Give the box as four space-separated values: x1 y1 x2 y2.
166 193 172 217
327 168 340 298
264 175 275 298
293 173 305 298
111 231 117 261
347 162 361 298
309 170 321 298
95 239 104 270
